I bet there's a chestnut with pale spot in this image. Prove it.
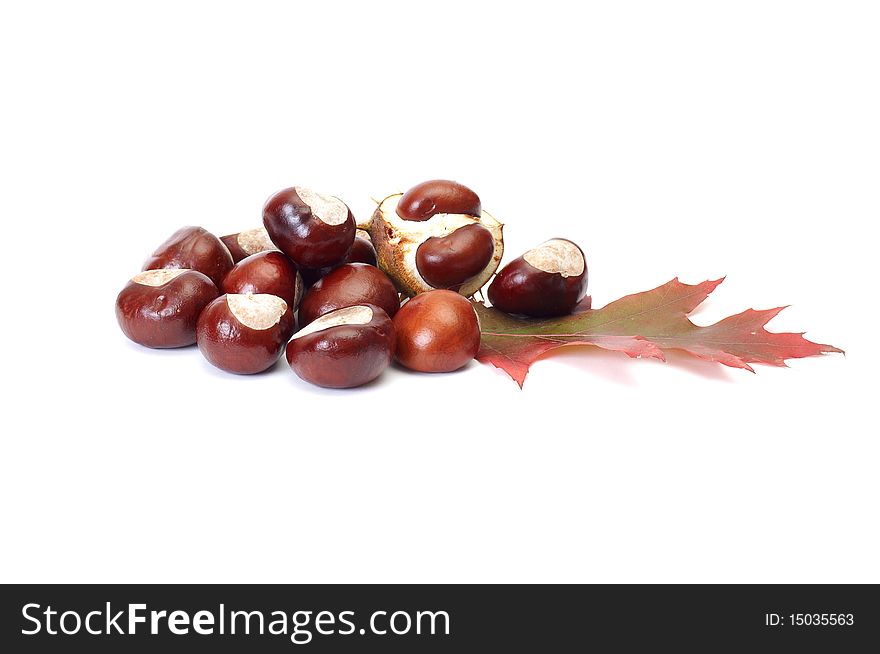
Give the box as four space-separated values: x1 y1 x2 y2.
221 227 278 263
116 269 220 348
263 186 356 269
298 263 400 326
393 290 481 373
286 304 395 389
142 226 234 287
222 250 303 309
487 238 588 317
196 293 296 374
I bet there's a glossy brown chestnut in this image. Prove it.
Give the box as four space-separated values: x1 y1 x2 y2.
222 250 303 309
346 232 378 266
286 304 395 388
300 231 378 288
196 293 296 374
263 186 356 268
487 238 588 317
298 263 400 326
415 223 495 289
393 290 480 373
142 226 234 287
396 180 481 221
116 269 219 348
221 227 277 263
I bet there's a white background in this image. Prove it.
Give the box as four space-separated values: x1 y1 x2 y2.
1 1 876 583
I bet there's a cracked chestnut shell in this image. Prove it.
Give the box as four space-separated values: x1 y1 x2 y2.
286 304 395 388
142 226 234 287
197 293 296 374
362 183 503 297
487 238 588 317
221 227 278 263
262 186 356 268
222 250 303 309
116 269 219 348
298 263 400 326
393 290 481 373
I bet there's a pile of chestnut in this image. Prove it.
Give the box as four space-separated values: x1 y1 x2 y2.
116 180 588 388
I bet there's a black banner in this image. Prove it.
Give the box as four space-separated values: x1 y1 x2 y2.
1 584 876 651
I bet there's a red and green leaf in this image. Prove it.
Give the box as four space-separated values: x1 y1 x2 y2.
473 277 842 387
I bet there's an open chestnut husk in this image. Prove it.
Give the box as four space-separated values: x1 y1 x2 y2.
116 269 220 348
263 186 356 269
221 227 278 263
286 304 395 389
222 250 303 310
196 293 296 374
487 238 588 317
361 180 503 297
393 290 481 373
142 226 234 288
298 263 400 326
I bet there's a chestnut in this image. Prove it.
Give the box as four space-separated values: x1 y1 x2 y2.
363 182 503 297
300 230 378 288
397 179 481 221
286 304 395 388
196 293 296 374
221 227 278 263
142 226 234 288
347 230 379 267
415 223 495 290
298 263 400 326
263 186 356 268
487 238 588 317
116 269 219 348
393 290 480 373
222 250 303 309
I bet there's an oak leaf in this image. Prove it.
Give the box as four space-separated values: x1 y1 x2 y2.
473 278 842 387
